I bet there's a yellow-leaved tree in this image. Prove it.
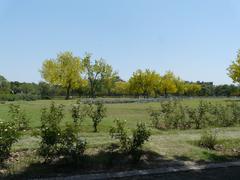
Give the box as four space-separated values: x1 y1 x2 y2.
184 83 202 96
159 71 177 97
41 51 84 99
129 69 161 97
112 81 129 96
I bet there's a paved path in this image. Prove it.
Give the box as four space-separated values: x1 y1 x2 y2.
35 160 240 180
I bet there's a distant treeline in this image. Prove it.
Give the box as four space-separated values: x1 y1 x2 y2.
0 74 239 101
0 50 240 101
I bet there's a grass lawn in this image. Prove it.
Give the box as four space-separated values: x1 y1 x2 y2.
1 97 240 179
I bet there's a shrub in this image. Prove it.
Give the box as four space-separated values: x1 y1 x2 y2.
87 102 107 132
212 104 233 127
148 100 177 129
58 123 86 161
198 129 218 150
174 104 192 129
0 120 20 163
39 102 86 162
110 119 130 152
39 102 64 161
149 100 191 130
71 100 88 124
0 94 16 101
148 109 163 129
110 120 151 163
0 94 40 101
130 122 151 162
188 100 212 129
229 102 240 124
8 104 29 131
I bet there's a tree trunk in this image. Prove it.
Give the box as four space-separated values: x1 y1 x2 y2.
164 88 168 98
66 84 71 100
93 122 97 132
89 80 96 98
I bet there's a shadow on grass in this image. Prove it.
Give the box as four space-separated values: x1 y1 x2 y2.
173 151 240 164
2 144 240 180
1 145 168 180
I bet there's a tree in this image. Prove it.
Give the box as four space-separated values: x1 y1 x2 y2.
0 75 10 94
112 81 129 96
197 82 214 96
87 102 107 132
38 81 57 99
41 51 84 99
228 50 240 84
184 83 202 96
82 54 118 97
174 78 185 96
159 71 177 97
129 69 161 97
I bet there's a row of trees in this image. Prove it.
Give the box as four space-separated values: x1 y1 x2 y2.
41 52 119 99
1 75 240 100
1 50 240 100
40 51 203 99
40 51 240 99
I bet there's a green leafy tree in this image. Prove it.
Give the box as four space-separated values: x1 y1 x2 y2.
41 51 84 99
228 50 240 84
82 54 118 97
87 102 107 132
0 75 10 94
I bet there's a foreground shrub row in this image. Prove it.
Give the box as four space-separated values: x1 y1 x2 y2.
0 101 150 166
149 100 240 130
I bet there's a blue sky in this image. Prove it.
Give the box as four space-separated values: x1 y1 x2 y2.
0 0 240 85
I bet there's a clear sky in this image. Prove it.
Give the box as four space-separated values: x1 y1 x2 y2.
0 0 240 85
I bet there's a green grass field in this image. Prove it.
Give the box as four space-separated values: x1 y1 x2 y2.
1 97 240 179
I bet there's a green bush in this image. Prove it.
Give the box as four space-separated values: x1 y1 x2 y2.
149 100 176 129
149 100 192 130
211 104 233 127
148 109 163 129
0 94 40 101
130 122 151 162
87 102 107 132
110 119 130 152
39 102 86 162
229 102 240 124
71 100 88 124
149 100 240 130
0 94 16 101
0 120 20 163
8 104 29 131
59 123 86 159
174 103 192 129
198 129 218 150
110 120 151 163
188 100 212 129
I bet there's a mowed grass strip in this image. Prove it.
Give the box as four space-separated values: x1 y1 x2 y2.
1 98 240 178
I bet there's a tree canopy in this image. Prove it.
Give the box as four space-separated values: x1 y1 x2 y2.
228 50 240 84
41 51 84 99
82 54 118 97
